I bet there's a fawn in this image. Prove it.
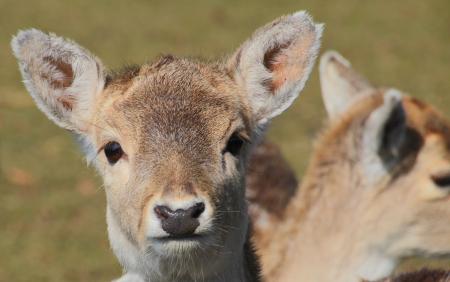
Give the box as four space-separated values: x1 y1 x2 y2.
259 51 450 282
11 11 322 282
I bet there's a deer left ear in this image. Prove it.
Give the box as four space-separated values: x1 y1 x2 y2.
227 11 323 124
11 29 105 132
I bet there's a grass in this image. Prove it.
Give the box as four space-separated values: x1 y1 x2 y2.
1 0 449 281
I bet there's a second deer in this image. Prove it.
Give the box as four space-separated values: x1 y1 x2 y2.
258 51 450 282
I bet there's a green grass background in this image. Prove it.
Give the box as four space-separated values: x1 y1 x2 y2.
1 0 449 281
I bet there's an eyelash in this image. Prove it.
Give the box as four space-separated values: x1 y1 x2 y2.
223 131 249 157
432 172 450 188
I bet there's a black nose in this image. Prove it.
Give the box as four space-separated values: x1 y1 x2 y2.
154 202 205 237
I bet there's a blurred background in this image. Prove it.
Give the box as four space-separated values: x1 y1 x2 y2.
1 0 449 281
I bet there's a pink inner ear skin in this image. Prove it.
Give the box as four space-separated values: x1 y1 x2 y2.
270 34 315 94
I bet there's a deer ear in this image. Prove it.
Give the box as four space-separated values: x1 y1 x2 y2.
11 29 105 132
319 51 374 118
362 90 422 182
227 11 323 124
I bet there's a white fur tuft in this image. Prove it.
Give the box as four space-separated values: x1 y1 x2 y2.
357 250 397 281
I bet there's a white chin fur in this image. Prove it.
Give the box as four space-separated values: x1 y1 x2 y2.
151 238 203 256
357 252 396 281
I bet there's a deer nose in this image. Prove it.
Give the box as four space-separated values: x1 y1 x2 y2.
154 202 205 237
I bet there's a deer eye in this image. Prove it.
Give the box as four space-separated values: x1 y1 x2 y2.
224 133 244 157
104 141 124 164
431 172 450 188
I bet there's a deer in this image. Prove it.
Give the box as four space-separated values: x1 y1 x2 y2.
11 11 322 282
257 51 450 282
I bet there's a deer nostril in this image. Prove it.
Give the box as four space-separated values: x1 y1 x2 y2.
154 205 172 220
190 202 205 219
153 202 205 237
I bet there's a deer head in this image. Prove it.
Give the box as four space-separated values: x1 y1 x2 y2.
318 52 450 280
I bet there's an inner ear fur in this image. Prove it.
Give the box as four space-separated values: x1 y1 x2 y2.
363 90 423 177
378 98 423 174
228 11 323 123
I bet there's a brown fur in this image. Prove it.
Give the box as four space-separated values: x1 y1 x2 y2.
245 141 299 264
246 141 298 218
42 56 74 88
379 269 450 282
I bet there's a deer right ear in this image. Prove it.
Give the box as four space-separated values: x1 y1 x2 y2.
361 90 423 183
11 29 105 133
227 11 323 125
319 51 374 118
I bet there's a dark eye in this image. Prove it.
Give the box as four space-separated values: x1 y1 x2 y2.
104 141 124 164
224 133 244 156
432 172 450 188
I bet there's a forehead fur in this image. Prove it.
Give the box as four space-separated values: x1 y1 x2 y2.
403 97 450 151
97 56 252 159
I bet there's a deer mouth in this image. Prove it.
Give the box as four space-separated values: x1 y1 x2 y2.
155 233 204 242
149 233 211 248
149 233 213 255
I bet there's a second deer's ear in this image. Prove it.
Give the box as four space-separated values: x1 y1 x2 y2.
362 90 423 182
227 11 323 124
319 51 374 118
11 29 105 133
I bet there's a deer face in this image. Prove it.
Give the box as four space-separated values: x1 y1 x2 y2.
11 12 322 267
319 51 450 275
95 60 253 255
372 96 450 258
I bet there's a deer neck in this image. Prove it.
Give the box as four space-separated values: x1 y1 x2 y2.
267 144 397 282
